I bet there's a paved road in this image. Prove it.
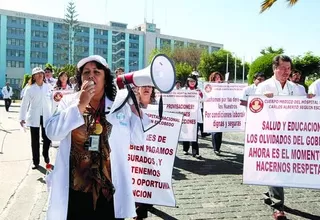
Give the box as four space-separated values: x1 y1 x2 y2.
1 102 320 220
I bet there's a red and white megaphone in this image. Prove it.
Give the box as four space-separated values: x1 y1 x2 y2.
116 54 176 93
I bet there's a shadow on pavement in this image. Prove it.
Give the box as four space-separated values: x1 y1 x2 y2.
37 177 46 184
173 153 243 176
172 167 187 180
284 205 320 220
149 207 178 220
222 139 244 146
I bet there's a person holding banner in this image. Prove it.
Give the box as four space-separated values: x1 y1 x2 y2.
240 72 265 107
208 71 224 155
134 85 156 219
182 74 202 158
255 55 310 220
54 71 73 90
289 70 307 95
45 55 149 220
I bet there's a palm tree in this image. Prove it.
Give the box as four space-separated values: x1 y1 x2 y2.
260 0 299 13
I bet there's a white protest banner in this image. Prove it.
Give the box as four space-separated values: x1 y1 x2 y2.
203 83 246 132
128 109 182 206
52 89 74 113
243 96 320 189
156 90 199 141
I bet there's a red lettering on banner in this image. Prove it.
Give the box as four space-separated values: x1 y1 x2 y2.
166 104 194 109
136 178 170 189
131 166 161 177
146 134 157 142
213 120 224 128
145 145 174 155
158 136 167 143
256 161 291 173
128 154 155 165
246 134 258 143
292 163 320 175
262 121 281 130
291 149 320 160
133 190 152 198
248 147 270 158
182 119 196 124
130 144 144 151
281 149 290 159
258 134 292 144
306 136 320 146
272 148 280 158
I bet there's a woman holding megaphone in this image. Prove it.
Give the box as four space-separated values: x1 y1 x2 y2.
45 55 149 220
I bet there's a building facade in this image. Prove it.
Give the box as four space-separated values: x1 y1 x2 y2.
0 9 223 90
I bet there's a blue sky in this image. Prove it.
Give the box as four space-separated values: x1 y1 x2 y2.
1 0 319 62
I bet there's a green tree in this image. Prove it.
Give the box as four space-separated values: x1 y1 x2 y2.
260 0 299 13
148 46 173 64
175 63 193 84
148 46 206 81
293 52 320 86
197 49 249 81
248 53 277 84
22 74 31 88
260 46 284 55
292 52 320 76
64 1 79 65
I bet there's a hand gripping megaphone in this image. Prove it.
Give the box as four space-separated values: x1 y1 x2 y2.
116 54 176 93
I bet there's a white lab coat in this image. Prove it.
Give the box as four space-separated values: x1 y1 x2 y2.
1 86 13 99
45 90 149 220
19 83 53 127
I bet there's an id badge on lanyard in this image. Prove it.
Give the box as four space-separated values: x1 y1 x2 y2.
85 135 100 152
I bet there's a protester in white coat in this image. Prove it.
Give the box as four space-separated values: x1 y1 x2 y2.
45 55 148 220
182 74 202 158
2 82 13 111
19 67 53 169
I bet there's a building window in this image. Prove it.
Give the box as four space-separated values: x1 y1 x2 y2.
7 16 25 24
6 60 24 68
31 41 48 48
31 30 48 38
31 20 48 28
7 49 25 57
31 63 45 69
7 27 25 35
129 34 139 40
94 29 107 36
7 38 25 46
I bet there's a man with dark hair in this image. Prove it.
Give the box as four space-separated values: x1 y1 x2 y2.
115 67 124 77
289 70 306 95
44 67 57 86
240 72 266 107
255 55 308 220
2 82 13 112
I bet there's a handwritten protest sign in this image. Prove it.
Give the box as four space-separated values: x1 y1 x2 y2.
129 109 182 206
203 83 246 132
243 96 320 189
156 90 199 141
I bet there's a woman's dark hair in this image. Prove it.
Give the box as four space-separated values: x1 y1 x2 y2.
31 72 46 84
75 61 117 101
55 71 71 89
209 71 224 82
186 74 198 89
150 87 156 104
